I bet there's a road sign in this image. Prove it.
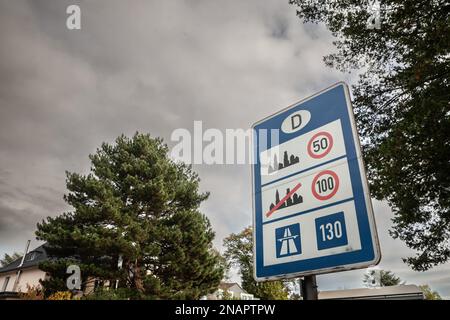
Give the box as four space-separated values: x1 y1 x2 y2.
251 82 380 281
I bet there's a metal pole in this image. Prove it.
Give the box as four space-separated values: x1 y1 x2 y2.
18 240 31 267
301 275 318 300
13 240 31 292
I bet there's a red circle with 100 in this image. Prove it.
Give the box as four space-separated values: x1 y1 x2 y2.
311 170 340 201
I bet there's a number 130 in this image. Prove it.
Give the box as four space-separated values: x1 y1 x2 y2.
319 221 343 241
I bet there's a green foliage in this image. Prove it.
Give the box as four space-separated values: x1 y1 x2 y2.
222 289 233 300
36 133 224 299
290 0 450 271
363 269 403 287
223 226 289 300
0 252 22 267
47 291 75 300
290 292 301 300
253 281 289 300
419 285 442 300
83 288 140 300
38 259 79 297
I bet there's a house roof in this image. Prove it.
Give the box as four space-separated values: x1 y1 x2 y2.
318 285 425 300
206 282 253 300
0 244 48 274
218 282 240 291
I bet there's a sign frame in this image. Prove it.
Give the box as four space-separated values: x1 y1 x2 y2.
251 82 381 281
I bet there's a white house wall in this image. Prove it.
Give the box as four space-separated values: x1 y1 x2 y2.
0 267 47 292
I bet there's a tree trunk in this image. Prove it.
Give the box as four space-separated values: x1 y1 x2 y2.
133 260 145 293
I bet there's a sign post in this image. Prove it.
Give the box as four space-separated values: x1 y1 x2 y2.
251 83 381 292
300 276 318 300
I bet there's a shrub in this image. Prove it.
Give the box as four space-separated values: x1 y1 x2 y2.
47 291 74 300
18 284 44 300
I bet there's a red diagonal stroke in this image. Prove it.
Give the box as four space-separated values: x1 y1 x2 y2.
265 182 302 218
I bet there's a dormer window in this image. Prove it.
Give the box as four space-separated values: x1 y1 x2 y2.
27 252 37 261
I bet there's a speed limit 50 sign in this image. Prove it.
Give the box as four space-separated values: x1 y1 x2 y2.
252 82 381 280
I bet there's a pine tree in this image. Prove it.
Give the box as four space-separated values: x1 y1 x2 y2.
0 252 22 267
36 133 224 299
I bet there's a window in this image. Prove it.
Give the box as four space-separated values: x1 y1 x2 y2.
1 276 10 292
216 288 223 299
240 293 254 300
27 252 37 261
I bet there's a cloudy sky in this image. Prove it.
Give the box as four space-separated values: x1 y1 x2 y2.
1 0 449 297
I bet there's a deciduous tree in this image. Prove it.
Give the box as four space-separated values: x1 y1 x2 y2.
363 269 403 287
290 0 450 270
419 284 442 300
223 226 289 300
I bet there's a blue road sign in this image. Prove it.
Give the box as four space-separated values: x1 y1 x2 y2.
276 223 302 258
251 83 381 280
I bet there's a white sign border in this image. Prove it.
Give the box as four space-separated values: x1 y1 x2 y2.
251 82 381 281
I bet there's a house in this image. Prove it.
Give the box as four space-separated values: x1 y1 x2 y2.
204 282 259 300
1 243 260 300
0 243 49 299
318 285 425 300
0 241 108 298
